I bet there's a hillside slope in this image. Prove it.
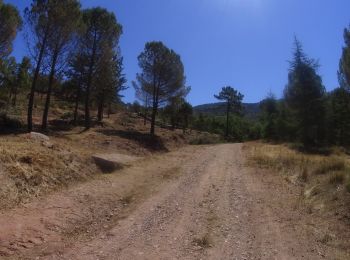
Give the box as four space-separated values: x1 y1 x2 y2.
0 111 214 210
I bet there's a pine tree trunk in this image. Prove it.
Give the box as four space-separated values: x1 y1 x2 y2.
42 50 58 131
27 25 49 132
8 87 13 106
12 86 17 106
85 32 97 129
73 86 81 124
150 76 161 136
226 102 230 137
107 103 111 118
84 85 91 129
144 107 147 125
97 101 104 122
144 95 148 126
150 105 157 135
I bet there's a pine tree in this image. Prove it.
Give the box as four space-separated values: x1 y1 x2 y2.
25 0 54 131
338 26 350 89
259 93 278 140
80 7 122 129
327 88 350 145
41 0 81 130
0 0 22 59
94 48 126 122
284 38 326 147
134 41 188 135
214 86 244 137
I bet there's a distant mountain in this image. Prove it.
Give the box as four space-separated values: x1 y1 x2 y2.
193 102 261 120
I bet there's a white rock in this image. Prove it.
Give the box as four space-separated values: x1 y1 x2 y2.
30 132 50 142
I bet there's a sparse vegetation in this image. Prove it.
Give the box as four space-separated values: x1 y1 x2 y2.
0 136 96 209
120 194 134 206
329 171 346 185
189 133 222 145
313 159 346 175
193 234 212 249
245 142 350 216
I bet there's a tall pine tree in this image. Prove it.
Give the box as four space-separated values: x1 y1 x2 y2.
284 38 326 147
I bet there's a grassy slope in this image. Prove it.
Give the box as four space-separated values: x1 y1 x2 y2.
244 142 350 258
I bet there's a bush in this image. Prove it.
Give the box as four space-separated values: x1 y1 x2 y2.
0 111 23 130
189 134 222 145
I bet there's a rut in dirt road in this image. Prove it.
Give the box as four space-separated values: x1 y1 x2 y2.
2 144 332 259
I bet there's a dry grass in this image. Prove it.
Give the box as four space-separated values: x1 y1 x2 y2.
329 172 346 185
193 234 212 248
244 142 350 212
0 135 97 209
189 133 222 145
245 142 349 182
313 159 346 175
244 142 350 258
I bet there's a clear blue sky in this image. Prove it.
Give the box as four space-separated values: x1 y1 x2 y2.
7 0 350 105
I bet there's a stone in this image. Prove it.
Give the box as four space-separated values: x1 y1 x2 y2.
92 153 140 173
29 132 50 142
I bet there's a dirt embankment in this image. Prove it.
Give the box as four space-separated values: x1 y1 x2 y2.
1 144 347 259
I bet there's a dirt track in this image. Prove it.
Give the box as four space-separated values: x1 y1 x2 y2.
0 144 334 259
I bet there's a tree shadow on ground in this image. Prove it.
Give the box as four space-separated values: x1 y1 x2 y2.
48 119 75 132
0 127 27 136
48 119 105 133
96 129 168 152
288 143 333 156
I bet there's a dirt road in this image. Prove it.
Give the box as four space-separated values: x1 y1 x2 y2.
0 144 333 259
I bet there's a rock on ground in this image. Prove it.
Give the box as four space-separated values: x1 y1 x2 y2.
29 132 50 142
92 153 140 173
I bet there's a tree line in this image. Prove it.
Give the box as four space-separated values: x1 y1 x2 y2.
0 0 191 136
2 0 350 146
176 33 350 148
259 35 350 149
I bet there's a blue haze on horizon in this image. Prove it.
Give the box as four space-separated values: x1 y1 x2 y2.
6 0 350 105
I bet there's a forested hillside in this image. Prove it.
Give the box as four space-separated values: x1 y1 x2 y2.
194 102 260 120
